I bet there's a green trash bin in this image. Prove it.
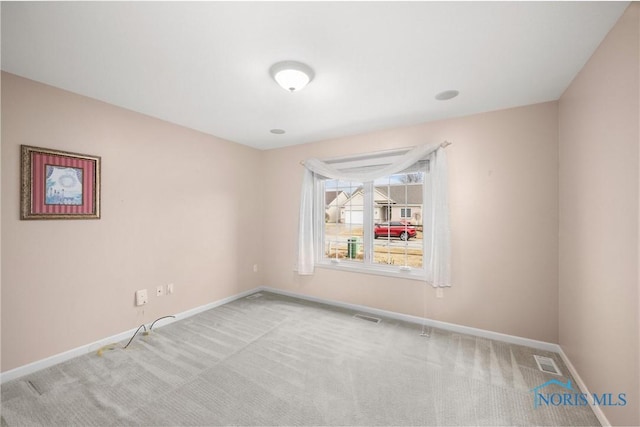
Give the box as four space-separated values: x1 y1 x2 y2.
347 237 358 259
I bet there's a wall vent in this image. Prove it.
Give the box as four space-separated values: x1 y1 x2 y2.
245 292 263 300
353 314 381 324
534 355 562 376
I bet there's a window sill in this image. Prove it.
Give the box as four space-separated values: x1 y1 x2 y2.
315 260 427 282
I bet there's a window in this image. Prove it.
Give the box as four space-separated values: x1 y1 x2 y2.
318 165 430 279
324 179 364 261
298 142 451 286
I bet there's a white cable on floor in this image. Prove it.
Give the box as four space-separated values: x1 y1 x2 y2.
420 283 430 337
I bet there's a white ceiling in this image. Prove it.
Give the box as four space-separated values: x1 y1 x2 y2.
1 2 630 150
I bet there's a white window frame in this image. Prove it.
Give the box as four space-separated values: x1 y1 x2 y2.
314 162 432 281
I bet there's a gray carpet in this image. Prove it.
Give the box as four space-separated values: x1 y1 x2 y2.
1 292 600 426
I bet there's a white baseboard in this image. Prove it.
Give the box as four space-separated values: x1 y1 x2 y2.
259 286 560 352
3 282 602 427
0 327 140 384
557 347 611 427
260 286 608 426
0 288 258 384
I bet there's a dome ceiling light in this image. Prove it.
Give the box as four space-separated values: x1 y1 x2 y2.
270 61 314 92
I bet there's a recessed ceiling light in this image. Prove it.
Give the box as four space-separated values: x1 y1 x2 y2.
270 129 286 134
269 61 314 92
435 90 459 101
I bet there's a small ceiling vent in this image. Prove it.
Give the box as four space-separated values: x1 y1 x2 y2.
353 314 381 324
534 355 562 376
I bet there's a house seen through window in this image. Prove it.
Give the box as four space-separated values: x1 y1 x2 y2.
321 168 427 274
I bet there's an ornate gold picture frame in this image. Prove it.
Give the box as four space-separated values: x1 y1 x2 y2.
21 145 101 220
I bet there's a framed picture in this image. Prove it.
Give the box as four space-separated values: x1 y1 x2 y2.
21 145 101 220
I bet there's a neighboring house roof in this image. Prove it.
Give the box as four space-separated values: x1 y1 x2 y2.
340 188 365 207
337 184 424 207
374 184 423 205
326 191 337 206
325 190 346 207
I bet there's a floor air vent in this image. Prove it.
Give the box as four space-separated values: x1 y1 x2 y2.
353 314 381 324
534 355 562 376
245 292 263 300
27 380 43 395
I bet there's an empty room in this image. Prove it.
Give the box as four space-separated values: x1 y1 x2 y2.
1 2 639 426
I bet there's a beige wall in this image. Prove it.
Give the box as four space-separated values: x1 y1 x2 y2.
3 9 638 426
558 3 640 426
1 72 264 371
1 66 3 378
263 101 559 343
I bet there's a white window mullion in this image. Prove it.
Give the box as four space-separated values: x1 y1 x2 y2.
403 181 409 268
363 182 373 265
422 168 433 266
312 146 439 281
314 175 326 263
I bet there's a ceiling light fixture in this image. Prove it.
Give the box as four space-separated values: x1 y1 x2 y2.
270 61 314 92
435 90 459 101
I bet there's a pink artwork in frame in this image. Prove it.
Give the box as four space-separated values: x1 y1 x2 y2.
21 145 101 220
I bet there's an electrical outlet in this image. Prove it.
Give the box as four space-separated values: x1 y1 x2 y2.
135 289 148 306
167 283 174 294
156 285 164 297
436 288 444 299
253 264 258 273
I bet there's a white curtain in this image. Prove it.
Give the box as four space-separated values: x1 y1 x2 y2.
297 168 316 276
297 142 451 287
426 148 451 287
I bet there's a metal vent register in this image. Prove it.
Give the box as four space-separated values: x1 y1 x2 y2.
353 314 381 324
534 355 562 376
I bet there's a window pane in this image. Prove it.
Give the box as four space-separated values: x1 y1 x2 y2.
372 172 424 268
324 179 364 262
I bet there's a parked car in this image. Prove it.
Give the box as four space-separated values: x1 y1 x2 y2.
374 221 417 241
